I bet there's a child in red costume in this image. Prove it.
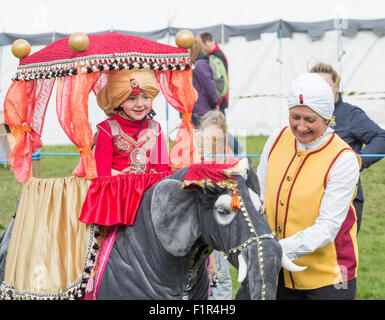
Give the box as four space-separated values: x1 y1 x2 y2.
94 68 170 176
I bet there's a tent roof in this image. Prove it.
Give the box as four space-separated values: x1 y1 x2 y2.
2 18 385 47
1 0 385 42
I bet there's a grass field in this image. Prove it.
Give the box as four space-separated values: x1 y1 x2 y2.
1 137 384 300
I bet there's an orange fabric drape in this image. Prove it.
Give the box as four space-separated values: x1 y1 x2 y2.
4 79 55 183
156 68 200 169
56 64 101 180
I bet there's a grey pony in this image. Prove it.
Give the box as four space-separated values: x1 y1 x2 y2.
97 163 284 300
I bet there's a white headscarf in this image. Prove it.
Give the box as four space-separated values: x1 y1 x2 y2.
288 73 334 120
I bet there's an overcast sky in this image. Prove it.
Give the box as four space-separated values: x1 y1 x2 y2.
1 0 385 34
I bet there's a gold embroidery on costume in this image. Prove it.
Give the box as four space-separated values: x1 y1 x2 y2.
107 119 158 173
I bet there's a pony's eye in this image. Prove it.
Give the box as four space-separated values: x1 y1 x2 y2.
214 194 237 225
216 207 230 215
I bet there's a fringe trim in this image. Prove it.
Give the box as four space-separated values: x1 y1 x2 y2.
0 224 101 300
12 53 191 81
181 167 238 191
181 177 238 191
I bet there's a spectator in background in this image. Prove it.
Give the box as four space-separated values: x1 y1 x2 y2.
189 39 218 128
196 31 245 158
196 31 229 115
198 110 235 300
310 62 385 233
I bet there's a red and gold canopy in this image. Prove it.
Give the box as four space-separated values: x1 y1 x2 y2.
4 32 199 183
14 32 191 81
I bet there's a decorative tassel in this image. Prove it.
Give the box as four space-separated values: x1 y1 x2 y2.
231 188 240 211
85 269 95 294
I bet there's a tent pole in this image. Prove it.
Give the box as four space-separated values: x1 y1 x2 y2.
52 28 56 43
221 21 225 45
277 23 283 128
336 18 346 92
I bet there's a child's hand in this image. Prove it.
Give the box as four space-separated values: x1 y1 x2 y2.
121 166 137 174
111 169 121 176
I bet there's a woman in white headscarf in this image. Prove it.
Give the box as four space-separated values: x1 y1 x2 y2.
257 73 361 300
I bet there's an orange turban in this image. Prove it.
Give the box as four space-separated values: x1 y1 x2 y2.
97 68 160 116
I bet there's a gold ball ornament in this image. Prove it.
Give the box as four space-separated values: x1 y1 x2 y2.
69 32 89 52
175 30 195 49
11 39 31 59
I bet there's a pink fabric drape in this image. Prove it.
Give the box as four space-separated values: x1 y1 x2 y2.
56 64 101 180
4 78 55 183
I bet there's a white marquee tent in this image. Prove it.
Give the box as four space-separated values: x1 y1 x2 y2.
1 0 385 147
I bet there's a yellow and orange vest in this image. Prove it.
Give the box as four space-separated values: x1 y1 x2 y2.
265 127 361 290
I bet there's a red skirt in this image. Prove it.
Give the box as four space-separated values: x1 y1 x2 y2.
79 171 173 226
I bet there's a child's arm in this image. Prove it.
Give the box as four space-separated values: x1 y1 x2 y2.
94 125 114 176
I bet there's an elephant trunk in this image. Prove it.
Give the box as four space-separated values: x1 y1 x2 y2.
237 238 282 300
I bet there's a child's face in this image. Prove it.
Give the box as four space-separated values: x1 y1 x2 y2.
121 91 153 121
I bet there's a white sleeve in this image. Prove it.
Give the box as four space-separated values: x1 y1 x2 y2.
256 128 282 201
279 151 360 261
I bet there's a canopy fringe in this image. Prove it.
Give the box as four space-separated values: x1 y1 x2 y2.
12 54 191 81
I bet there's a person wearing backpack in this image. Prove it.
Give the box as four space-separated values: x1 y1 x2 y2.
197 31 244 158
189 40 219 128
189 39 233 300
196 31 229 114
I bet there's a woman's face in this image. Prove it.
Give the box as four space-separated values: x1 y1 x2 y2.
121 91 152 121
289 106 328 144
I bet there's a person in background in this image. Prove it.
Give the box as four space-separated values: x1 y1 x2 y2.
196 31 245 158
310 62 385 233
189 40 218 129
257 73 361 300
196 31 229 115
197 110 235 300
94 68 170 177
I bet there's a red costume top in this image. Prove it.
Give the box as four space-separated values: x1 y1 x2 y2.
79 113 172 226
94 113 170 176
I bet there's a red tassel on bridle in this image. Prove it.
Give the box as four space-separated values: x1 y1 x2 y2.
231 188 240 211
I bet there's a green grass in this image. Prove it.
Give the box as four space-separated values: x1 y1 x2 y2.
0 145 79 231
1 137 385 300
355 159 385 299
